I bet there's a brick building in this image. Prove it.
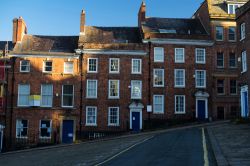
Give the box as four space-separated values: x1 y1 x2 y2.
2 0 250 150
236 0 250 118
194 0 248 120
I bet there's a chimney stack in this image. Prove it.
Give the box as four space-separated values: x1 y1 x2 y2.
80 10 85 35
12 16 27 44
138 1 146 27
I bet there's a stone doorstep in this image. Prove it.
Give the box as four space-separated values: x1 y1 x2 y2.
0 120 230 156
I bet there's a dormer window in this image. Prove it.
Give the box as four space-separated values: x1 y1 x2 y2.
228 4 242 14
159 29 176 34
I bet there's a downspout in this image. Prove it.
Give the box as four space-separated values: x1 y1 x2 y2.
4 61 9 151
79 47 84 139
9 57 16 149
148 42 151 122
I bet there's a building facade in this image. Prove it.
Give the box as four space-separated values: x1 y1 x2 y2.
236 1 250 118
2 0 250 150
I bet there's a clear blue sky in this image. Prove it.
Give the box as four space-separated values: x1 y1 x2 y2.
0 0 204 41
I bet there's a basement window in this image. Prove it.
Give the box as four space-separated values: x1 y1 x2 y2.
40 120 52 138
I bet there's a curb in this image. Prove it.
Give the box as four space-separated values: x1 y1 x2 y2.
0 120 230 156
207 126 229 166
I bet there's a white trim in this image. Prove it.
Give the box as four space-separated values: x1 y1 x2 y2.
17 84 30 107
85 106 97 126
61 85 74 108
108 80 120 99
241 86 249 118
43 61 53 73
16 119 28 139
153 69 165 87
108 107 120 126
81 49 147 56
175 95 186 114
241 51 247 73
86 79 98 99
87 58 98 73
20 60 30 72
131 80 142 99
154 47 164 62
195 98 208 119
153 95 164 114
131 59 142 74
240 22 246 41
175 48 185 63
174 69 185 88
195 48 206 64
9 54 79 59
39 120 52 139
109 58 120 74
195 70 206 88
129 109 143 130
228 27 236 42
215 26 224 41
40 84 53 107
143 39 214 46
63 61 74 74
0 124 4 152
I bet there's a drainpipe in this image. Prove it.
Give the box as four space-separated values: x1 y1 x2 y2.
148 42 151 122
4 61 9 151
9 57 16 149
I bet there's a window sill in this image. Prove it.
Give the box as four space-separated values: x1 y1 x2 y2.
108 97 120 100
131 72 142 75
153 85 165 88
195 62 206 64
16 137 28 139
153 112 164 114
195 86 206 89
175 112 186 114
87 71 98 74
20 71 30 73
85 124 97 127
86 97 97 99
61 106 74 109
108 124 120 127
174 86 185 88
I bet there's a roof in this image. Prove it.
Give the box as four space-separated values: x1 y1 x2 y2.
79 26 142 44
208 0 248 18
236 0 250 18
142 18 208 35
13 35 79 54
0 41 14 51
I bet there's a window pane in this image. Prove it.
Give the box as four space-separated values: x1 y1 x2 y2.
62 85 73 106
18 84 30 106
40 120 51 138
217 80 224 94
110 59 119 72
131 81 142 99
217 52 224 67
88 59 97 72
154 47 164 62
154 69 164 86
175 48 184 63
153 95 164 113
216 27 223 40
44 61 52 72
229 53 236 67
41 84 53 107
196 49 205 63
229 27 236 41
64 62 73 73
230 80 237 94
132 59 141 74
87 80 97 98
109 107 119 126
109 80 119 98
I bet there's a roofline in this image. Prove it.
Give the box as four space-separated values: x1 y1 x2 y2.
143 38 214 46
76 49 147 56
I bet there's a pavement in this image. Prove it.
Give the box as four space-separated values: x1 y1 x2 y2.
207 122 250 166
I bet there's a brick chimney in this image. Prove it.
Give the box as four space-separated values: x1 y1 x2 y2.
12 16 27 44
138 1 146 26
80 10 85 35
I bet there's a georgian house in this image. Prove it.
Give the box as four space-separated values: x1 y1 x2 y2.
2 0 250 150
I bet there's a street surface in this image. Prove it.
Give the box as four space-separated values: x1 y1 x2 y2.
0 127 216 166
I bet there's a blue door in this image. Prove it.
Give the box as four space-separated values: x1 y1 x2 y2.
198 100 206 120
244 92 248 117
132 112 140 132
0 131 2 152
62 120 74 144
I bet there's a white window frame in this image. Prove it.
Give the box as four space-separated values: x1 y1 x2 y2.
175 48 185 63
41 84 53 107
109 58 120 73
43 61 53 73
86 80 98 99
242 51 247 73
228 4 242 14
217 52 224 68
64 61 74 74
20 60 30 72
215 26 224 41
174 69 185 88
153 95 164 114
241 23 246 41
153 69 164 87
108 80 120 99
131 80 142 99
195 70 206 88
175 95 186 114
108 107 120 126
195 48 206 64
154 47 164 62
39 120 52 139
86 106 97 126
17 84 30 107
131 59 142 74
228 27 236 41
87 58 98 73
16 119 28 139
61 85 74 108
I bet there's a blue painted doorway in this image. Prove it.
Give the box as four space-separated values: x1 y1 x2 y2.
62 120 74 144
244 91 248 117
197 100 206 120
132 112 140 132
